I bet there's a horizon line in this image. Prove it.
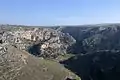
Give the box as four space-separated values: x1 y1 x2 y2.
0 22 120 27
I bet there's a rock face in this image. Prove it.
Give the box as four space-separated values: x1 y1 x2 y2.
60 24 120 54
0 27 76 58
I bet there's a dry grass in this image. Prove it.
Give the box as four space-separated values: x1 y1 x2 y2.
17 56 80 80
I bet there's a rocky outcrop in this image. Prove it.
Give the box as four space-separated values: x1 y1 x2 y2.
0 27 76 59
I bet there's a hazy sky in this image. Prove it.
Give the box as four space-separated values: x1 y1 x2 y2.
0 0 120 26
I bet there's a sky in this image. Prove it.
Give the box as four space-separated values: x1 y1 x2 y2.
0 0 120 26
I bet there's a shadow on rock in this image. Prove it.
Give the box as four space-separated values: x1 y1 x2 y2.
60 51 120 80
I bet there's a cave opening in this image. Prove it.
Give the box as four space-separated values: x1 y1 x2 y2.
28 44 41 56
0 40 3 44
